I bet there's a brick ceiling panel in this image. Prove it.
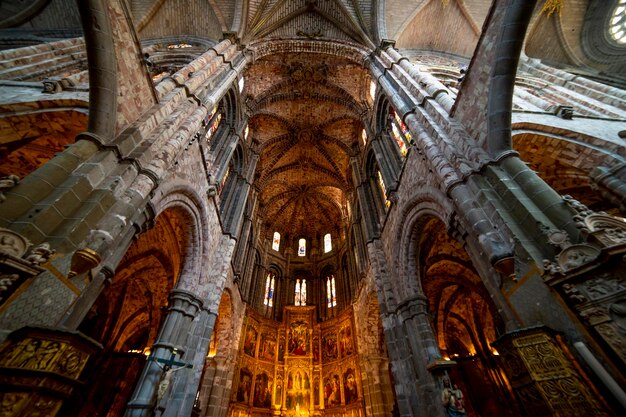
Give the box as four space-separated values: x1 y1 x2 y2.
245 52 368 241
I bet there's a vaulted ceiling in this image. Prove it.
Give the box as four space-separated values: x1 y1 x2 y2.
244 52 372 242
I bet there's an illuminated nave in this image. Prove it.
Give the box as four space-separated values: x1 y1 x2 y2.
0 1 625 417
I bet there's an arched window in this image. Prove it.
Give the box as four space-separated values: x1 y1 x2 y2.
298 238 306 256
263 272 275 307
219 164 230 194
204 105 223 142
361 128 367 146
388 109 410 157
324 233 332 253
167 43 192 49
295 279 306 306
377 170 390 208
238 76 245 92
326 275 337 308
610 0 626 44
272 232 280 251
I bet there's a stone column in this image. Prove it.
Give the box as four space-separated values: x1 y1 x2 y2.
499 155 579 237
395 296 444 417
125 289 203 417
163 308 218 417
199 355 236 417
590 164 626 214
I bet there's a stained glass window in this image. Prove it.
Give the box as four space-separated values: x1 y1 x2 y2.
204 106 222 141
377 170 391 208
326 279 331 307
263 273 275 307
388 110 409 157
610 0 626 44
167 43 192 49
295 279 307 306
298 238 306 257
326 275 337 308
324 233 332 253
361 129 367 146
219 167 230 194
272 232 280 251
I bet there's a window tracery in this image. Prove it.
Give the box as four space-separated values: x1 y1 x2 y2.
326 275 337 308
610 0 626 44
389 110 410 156
295 279 306 306
204 106 222 141
298 238 306 257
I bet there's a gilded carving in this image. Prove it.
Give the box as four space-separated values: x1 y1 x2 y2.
243 325 258 357
0 392 29 415
322 333 338 361
494 328 609 416
259 332 276 362
231 306 367 415
236 368 253 403
288 320 309 356
253 372 273 408
323 373 341 407
0 328 100 417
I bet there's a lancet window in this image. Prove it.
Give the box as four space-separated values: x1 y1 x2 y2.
263 272 275 307
272 232 280 251
326 275 337 308
295 279 306 306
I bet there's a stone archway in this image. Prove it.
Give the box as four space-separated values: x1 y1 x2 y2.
415 216 518 417
75 207 190 417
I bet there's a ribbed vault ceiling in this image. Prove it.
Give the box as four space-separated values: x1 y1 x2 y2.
244 52 372 242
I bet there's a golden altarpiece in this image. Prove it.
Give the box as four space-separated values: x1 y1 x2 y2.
229 306 366 417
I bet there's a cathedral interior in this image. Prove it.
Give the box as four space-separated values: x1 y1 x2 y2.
0 1 625 417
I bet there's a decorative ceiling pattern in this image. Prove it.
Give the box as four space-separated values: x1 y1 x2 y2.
244 52 372 242
244 0 372 45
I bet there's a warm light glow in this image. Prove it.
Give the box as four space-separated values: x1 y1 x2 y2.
369 80 377 100
491 348 499 356
128 347 151 357
377 171 391 208
272 232 280 251
244 125 250 142
298 238 306 256
167 43 192 49
361 128 367 146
